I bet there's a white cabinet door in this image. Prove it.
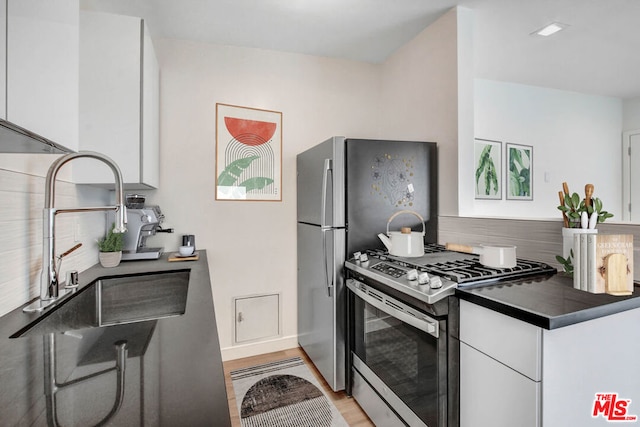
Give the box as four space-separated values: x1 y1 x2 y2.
234 294 280 343
76 11 159 189
460 342 541 427
459 300 542 427
141 23 160 188
459 299 541 380
6 0 79 150
0 0 6 120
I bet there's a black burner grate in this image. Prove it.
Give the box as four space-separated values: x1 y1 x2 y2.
364 243 556 286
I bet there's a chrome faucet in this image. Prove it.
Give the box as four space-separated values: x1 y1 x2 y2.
24 151 127 312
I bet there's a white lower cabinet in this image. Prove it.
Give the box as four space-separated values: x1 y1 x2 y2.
459 299 541 427
460 342 540 427
460 299 640 427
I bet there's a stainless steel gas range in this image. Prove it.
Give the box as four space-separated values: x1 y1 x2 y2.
344 243 555 427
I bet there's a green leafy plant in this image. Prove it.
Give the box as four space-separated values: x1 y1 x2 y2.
556 249 574 276
98 223 124 252
556 188 614 276
557 193 614 228
475 145 499 196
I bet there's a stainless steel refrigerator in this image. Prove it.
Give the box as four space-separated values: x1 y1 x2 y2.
296 136 438 391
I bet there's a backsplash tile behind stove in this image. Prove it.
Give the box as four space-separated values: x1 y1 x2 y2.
439 216 640 282
0 164 109 317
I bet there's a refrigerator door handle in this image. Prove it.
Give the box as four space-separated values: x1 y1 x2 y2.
321 158 333 297
323 229 333 297
321 158 332 229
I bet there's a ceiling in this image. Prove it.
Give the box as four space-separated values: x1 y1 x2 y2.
80 0 640 99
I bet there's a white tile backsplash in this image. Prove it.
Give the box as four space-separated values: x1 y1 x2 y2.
0 166 109 317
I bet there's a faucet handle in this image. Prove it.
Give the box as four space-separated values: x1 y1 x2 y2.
64 271 79 289
59 243 82 259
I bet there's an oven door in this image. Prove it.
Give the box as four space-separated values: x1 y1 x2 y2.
347 278 447 427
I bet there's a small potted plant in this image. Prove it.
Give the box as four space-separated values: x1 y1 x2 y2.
556 183 614 274
98 223 124 268
557 191 613 229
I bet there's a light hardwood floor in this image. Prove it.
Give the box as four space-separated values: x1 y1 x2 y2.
223 347 374 427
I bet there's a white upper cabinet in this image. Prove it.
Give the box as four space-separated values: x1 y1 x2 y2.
75 11 159 189
141 24 160 189
6 0 79 151
0 0 6 120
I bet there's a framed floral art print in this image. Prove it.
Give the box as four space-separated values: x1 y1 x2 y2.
215 103 282 201
474 138 502 200
506 142 533 200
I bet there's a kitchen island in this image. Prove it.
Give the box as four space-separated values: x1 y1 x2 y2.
0 251 231 426
456 274 640 427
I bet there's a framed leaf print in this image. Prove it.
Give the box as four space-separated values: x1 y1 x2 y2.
474 138 501 199
216 103 282 201
506 142 533 200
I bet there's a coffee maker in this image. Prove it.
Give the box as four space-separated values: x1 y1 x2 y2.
107 195 173 260
111 193 173 260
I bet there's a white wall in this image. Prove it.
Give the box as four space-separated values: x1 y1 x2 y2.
150 39 381 360
469 79 623 220
379 7 472 216
623 97 640 131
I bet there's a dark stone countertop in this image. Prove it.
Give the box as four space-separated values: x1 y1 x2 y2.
0 250 231 427
456 272 640 329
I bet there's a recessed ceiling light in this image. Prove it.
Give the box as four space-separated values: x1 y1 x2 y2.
532 22 568 37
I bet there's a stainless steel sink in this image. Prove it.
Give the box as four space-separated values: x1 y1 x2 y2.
11 270 190 338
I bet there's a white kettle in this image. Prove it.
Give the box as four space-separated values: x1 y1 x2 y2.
377 210 426 258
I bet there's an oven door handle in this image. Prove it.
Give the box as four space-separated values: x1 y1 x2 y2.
347 279 439 338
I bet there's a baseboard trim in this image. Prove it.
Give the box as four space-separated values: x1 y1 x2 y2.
221 335 299 361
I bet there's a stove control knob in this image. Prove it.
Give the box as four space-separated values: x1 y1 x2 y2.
430 276 443 289
417 272 430 285
360 253 369 262
417 282 431 292
406 269 418 281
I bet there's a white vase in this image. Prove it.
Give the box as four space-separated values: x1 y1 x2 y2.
99 251 122 268
561 227 597 259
